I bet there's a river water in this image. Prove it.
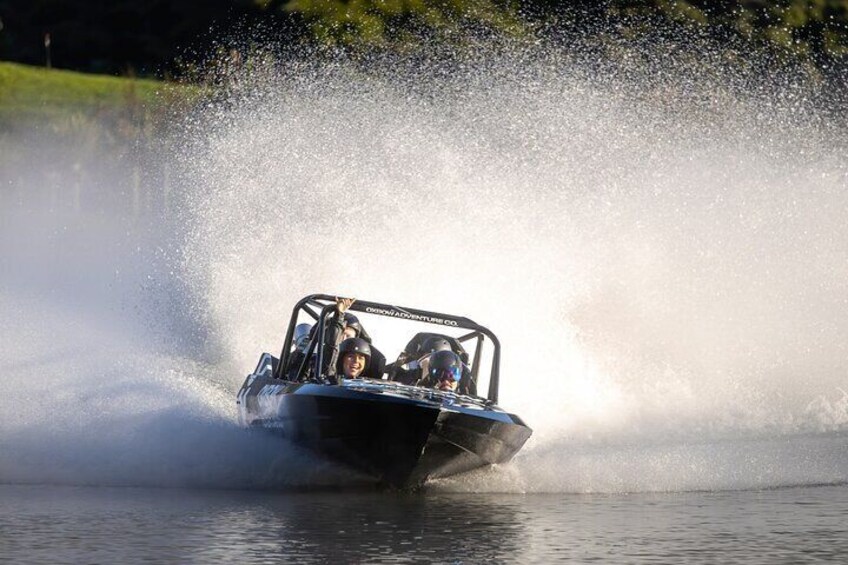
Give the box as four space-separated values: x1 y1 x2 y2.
3 483 848 563
2 36 848 563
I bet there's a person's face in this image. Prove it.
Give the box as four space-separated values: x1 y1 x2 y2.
342 352 367 378
343 326 358 340
436 378 458 392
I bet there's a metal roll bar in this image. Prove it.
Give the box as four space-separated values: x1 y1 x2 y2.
274 294 502 403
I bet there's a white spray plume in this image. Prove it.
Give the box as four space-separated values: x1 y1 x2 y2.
3 35 848 492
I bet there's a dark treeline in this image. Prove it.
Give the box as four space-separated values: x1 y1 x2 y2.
0 0 300 76
1 0 847 77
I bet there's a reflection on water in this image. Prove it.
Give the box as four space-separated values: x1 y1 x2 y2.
2 484 848 564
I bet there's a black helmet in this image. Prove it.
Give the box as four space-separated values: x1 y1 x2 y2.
339 337 371 368
343 313 364 337
421 336 452 355
427 350 462 383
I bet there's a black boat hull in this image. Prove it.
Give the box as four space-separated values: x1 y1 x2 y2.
237 369 531 487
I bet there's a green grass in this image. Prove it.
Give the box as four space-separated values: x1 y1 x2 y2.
0 61 190 124
0 61 203 172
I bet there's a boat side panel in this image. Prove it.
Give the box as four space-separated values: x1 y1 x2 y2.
237 375 532 486
410 410 533 482
241 377 442 485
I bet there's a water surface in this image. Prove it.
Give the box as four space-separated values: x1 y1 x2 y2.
3 484 847 564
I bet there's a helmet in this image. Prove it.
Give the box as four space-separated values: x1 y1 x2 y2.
427 350 462 383
343 313 372 343
294 323 312 351
343 313 362 336
338 337 371 369
421 336 452 355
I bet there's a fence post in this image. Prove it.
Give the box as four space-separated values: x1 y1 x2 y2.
44 33 52 69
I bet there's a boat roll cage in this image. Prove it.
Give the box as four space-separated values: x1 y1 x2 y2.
274 294 502 404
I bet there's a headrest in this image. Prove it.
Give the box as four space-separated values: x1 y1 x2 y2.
361 345 386 379
402 332 468 363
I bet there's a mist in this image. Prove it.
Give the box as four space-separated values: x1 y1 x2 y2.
3 35 848 492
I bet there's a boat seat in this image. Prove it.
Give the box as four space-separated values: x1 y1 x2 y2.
399 332 469 364
362 346 386 380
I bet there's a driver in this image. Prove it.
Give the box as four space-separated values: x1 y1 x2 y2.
416 350 468 393
393 336 452 385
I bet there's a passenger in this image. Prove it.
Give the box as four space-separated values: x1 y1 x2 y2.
393 336 452 385
293 323 313 352
284 323 314 380
331 297 371 342
286 298 372 382
416 350 466 393
337 337 371 379
325 297 371 378
341 313 367 341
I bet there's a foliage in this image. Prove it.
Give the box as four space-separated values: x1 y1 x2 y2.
642 0 848 59
276 0 848 60
0 0 846 74
264 0 526 46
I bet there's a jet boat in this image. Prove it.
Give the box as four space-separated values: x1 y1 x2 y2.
236 294 531 487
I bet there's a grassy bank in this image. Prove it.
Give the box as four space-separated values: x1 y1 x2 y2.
0 61 198 162
0 61 189 124
0 63 199 216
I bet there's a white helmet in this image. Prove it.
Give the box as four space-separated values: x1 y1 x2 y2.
294 323 312 351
